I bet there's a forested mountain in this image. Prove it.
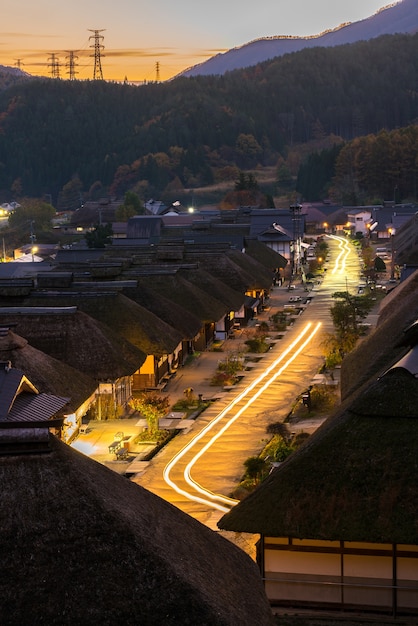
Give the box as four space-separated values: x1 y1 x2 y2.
180 0 418 77
0 65 30 91
0 32 418 206
297 125 418 204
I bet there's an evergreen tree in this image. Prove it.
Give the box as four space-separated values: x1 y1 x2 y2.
85 223 113 248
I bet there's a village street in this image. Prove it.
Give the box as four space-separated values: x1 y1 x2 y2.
72 236 367 535
129 236 365 527
71 235 371 538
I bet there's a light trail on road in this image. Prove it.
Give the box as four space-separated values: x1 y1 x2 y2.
163 321 322 513
327 235 351 275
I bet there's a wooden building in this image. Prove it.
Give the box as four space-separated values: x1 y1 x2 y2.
0 384 274 625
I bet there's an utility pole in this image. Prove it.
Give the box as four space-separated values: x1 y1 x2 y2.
88 29 105 80
65 51 78 80
289 203 302 282
155 61 160 83
30 221 36 247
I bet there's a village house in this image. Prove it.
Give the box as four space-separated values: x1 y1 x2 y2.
0 307 146 427
0 365 275 625
0 325 96 442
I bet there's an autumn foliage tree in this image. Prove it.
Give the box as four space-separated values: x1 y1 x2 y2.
129 393 170 436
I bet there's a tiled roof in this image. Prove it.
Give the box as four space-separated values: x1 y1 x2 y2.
7 391 69 422
0 365 68 423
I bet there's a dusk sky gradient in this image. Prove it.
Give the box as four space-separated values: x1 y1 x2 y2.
1 1 396 82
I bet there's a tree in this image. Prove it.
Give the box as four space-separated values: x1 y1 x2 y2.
129 393 170 436
374 256 387 273
329 291 374 356
276 162 293 189
235 134 262 167
243 456 268 481
85 223 113 248
57 175 83 211
234 171 259 191
8 198 56 237
116 191 143 221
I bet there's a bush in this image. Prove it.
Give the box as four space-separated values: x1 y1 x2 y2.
134 428 170 444
261 434 296 463
270 312 288 331
257 321 270 333
245 337 269 353
310 385 338 411
211 370 236 386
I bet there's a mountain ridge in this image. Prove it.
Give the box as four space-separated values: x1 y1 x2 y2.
179 0 418 77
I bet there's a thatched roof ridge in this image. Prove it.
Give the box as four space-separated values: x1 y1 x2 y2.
340 272 418 400
226 249 275 289
178 266 244 312
122 283 202 339
244 239 287 270
25 292 183 356
219 365 418 543
0 309 146 381
138 273 231 323
0 436 274 625
184 249 267 293
0 329 96 412
378 269 418 326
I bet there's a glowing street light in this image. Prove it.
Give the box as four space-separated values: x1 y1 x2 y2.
388 227 396 280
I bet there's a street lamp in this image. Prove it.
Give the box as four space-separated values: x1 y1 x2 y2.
31 246 38 262
388 227 395 280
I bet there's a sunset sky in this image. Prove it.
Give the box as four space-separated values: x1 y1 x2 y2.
1 1 395 82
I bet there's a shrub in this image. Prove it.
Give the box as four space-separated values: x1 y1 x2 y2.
245 337 269 352
211 370 236 386
270 311 288 331
134 428 170 444
261 434 296 463
257 321 270 333
310 385 338 411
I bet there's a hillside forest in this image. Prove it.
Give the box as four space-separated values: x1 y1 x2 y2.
0 33 418 208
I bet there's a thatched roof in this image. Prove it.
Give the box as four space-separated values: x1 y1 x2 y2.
178 266 244 312
225 249 276 290
0 308 146 381
340 270 418 400
184 247 273 292
138 273 232 323
0 328 96 413
24 292 183 356
219 364 418 543
0 435 274 625
244 239 287 270
122 283 202 339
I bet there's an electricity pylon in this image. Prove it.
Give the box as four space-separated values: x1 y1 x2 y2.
88 29 105 80
48 53 60 78
65 51 79 80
